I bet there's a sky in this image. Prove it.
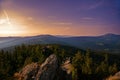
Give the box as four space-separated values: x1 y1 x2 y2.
0 0 120 36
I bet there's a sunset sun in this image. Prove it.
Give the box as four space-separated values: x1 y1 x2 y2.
0 18 25 36
0 10 27 36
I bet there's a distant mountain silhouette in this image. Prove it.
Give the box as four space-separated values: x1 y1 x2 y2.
0 33 120 53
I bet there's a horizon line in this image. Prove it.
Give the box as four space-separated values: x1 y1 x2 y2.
0 33 120 37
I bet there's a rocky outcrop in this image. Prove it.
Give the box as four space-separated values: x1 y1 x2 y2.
14 63 39 80
35 54 58 80
62 59 73 74
61 59 73 80
106 71 120 80
14 54 72 80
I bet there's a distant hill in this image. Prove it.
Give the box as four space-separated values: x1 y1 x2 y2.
0 34 120 53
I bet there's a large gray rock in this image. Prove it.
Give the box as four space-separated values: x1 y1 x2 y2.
35 54 58 80
15 54 71 80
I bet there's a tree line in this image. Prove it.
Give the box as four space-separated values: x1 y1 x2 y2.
0 44 119 80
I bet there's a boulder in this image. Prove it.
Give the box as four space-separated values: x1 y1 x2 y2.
35 54 58 80
14 63 39 80
15 54 72 80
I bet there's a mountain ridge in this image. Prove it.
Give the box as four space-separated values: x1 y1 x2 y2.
0 33 120 53
0 33 120 38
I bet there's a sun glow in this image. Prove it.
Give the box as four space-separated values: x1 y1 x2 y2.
0 11 27 37
1 24 21 36
0 18 27 37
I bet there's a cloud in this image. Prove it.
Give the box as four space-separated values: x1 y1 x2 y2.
81 17 94 20
27 17 33 20
0 0 2 11
0 0 14 9
52 22 72 25
48 16 56 19
87 0 104 10
77 0 105 10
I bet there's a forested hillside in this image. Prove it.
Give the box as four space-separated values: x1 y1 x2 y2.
0 44 120 80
